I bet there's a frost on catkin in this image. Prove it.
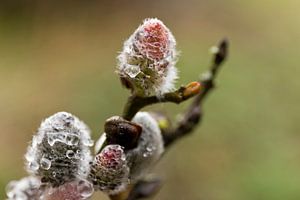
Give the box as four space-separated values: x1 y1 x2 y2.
118 18 178 97
6 176 42 200
89 145 129 195
25 112 94 187
126 112 164 182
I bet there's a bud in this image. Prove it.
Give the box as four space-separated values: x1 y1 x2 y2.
6 176 42 200
126 112 164 182
105 116 142 150
94 116 142 154
183 81 201 99
149 111 171 132
25 112 93 187
89 145 129 195
117 18 178 97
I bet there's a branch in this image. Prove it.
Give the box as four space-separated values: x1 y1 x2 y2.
116 38 229 200
122 81 201 121
163 38 229 147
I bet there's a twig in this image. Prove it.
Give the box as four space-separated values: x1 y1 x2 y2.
116 39 229 200
125 39 228 200
123 82 201 121
163 38 229 147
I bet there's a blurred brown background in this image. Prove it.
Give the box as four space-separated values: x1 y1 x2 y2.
0 0 300 199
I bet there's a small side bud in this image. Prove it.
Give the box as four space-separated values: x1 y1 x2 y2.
117 18 178 97
6 176 42 200
149 112 171 133
89 145 129 195
104 116 142 150
183 81 201 99
94 116 142 154
25 112 93 187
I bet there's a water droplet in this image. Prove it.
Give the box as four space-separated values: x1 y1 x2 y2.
66 150 75 159
83 138 94 147
143 152 149 157
47 132 67 146
121 155 126 161
146 146 153 152
77 180 94 199
143 145 156 157
47 135 55 146
29 161 39 171
124 64 141 78
40 157 51 170
75 152 82 160
66 134 79 146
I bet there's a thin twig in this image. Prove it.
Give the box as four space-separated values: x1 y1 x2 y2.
116 39 229 200
123 82 201 121
163 38 229 147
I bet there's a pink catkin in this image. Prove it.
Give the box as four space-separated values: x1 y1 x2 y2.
96 145 124 170
44 182 82 200
118 18 178 96
135 20 169 61
90 145 129 195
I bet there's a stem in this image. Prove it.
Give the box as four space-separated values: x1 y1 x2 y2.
114 38 229 200
123 82 201 121
163 38 228 147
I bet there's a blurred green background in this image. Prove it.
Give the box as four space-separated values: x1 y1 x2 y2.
0 0 299 199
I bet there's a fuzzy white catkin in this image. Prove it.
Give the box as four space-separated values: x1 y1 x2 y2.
127 112 164 182
6 176 42 200
25 112 94 187
117 18 178 97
